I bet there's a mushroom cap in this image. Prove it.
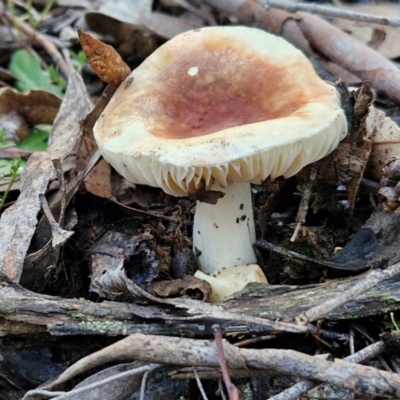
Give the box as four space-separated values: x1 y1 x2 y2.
94 26 347 196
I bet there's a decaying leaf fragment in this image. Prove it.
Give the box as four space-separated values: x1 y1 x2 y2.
298 81 373 215
364 107 400 181
77 27 131 86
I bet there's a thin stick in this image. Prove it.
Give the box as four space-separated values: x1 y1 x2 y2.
258 0 400 27
1 12 70 76
52 159 66 224
193 368 209 400
297 261 400 324
256 238 360 271
213 325 240 400
291 162 319 242
269 341 386 400
139 369 150 400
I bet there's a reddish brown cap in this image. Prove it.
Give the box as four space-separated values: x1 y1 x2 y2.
94 26 347 196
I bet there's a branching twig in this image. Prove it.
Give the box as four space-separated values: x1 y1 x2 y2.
45 334 400 398
269 341 386 400
259 0 400 27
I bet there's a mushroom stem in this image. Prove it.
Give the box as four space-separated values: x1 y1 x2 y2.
193 182 257 274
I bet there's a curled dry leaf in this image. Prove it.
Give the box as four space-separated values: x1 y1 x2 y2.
77 27 131 86
147 275 211 301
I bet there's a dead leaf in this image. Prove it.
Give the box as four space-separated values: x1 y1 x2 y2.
0 111 29 142
85 0 202 55
90 231 159 300
68 362 161 400
0 69 92 283
84 159 113 199
298 82 373 215
77 27 131 85
0 88 61 126
364 107 400 181
89 0 152 28
148 275 211 300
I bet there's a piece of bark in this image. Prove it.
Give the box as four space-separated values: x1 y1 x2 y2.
1 271 400 339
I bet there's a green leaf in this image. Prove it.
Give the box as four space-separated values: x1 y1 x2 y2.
48 65 67 90
70 50 86 74
0 158 25 181
9 49 64 97
17 127 50 151
0 128 15 150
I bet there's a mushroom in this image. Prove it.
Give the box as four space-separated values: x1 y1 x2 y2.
93 26 347 301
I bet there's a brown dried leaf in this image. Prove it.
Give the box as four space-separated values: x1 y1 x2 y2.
77 27 131 86
148 275 211 301
0 88 61 126
84 159 113 199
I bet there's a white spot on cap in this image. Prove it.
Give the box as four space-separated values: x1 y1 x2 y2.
188 66 199 76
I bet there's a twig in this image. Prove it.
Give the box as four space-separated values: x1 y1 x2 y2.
46 333 400 398
39 194 74 247
297 261 400 324
213 325 239 400
255 238 365 271
52 159 66 224
139 369 150 400
47 364 160 400
218 379 227 400
169 0 216 24
349 328 355 355
1 11 70 76
290 162 319 242
193 368 209 400
114 200 182 224
268 341 386 400
259 0 400 27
